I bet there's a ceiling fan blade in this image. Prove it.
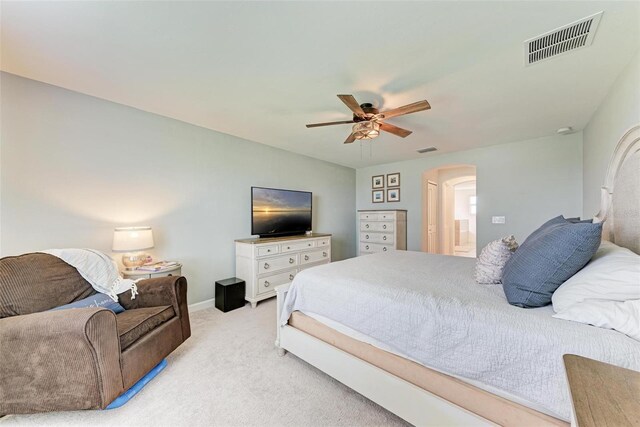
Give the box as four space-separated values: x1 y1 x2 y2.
379 122 413 138
337 94 366 118
306 120 355 128
344 133 357 144
379 100 431 120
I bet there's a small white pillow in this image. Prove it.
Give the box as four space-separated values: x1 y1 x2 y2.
475 235 519 284
552 241 640 313
553 299 640 341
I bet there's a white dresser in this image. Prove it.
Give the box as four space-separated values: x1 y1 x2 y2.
235 233 331 308
358 210 407 255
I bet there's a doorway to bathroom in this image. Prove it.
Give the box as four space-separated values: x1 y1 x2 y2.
421 165 477 258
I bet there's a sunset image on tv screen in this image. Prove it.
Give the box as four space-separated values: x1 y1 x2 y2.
252 188 311 236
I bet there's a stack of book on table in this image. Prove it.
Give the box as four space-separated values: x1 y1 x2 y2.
136 261 179 272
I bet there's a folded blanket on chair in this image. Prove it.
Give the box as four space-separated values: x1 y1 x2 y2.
40 248 139 302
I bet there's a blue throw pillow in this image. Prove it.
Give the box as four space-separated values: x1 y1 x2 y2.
50 293 125 314
502 218 602 308
566 217 593 223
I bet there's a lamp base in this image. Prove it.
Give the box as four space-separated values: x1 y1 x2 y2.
122 253 148 270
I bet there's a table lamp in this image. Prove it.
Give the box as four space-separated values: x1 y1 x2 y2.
112 226 154 270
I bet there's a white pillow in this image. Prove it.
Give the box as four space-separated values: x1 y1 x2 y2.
475 235 518 284
552 241 640 313
553 299 640 341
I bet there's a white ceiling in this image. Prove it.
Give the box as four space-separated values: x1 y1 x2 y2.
2 1 639 168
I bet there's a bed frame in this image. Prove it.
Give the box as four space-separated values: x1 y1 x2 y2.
275 286 494 426
275 124 640 426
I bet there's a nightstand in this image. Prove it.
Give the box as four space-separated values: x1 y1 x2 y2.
564 354 640 427
121 264 182 280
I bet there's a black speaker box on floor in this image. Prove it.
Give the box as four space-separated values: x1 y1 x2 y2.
215 277 246 312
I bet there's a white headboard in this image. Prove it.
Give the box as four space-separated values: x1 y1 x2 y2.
595 125 640 254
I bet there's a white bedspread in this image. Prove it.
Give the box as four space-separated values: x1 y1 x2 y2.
280 251 640 421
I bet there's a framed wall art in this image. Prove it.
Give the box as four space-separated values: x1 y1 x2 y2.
372 190 384 203
386 173 400 188
387 188 400 202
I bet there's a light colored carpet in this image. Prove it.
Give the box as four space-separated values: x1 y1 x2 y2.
2 300 408 426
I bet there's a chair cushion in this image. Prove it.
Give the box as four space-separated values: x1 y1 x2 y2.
116 306 175 350
0 253 95 318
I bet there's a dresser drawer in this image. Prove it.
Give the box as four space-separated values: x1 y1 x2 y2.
257 245 279 257
360 232 392 244
258 254 297 274
257 269 297 295
378 212 396 221
300 249 330 265
281 240 315 253
360 221 394 232
359 212 380 221
360 242 393 254
316 238 331 248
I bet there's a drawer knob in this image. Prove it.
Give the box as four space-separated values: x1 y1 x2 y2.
323 252 327 257
365 224 369 228
264 280 270 287
289 274 294 281
366 245 370 250
304 255 309 261
383 224 387 229
383 247 387 252
365 235 369 239
287 246 290 249
308 243 312 247
264 263 270 269
267 249 271 252
383 236 387 241
289 258 294 264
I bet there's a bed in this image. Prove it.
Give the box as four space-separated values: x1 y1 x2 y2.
275 124 640 427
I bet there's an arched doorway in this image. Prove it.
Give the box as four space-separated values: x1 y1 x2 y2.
421 165 477 257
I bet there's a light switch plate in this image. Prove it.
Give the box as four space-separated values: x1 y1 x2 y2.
492 216 506 224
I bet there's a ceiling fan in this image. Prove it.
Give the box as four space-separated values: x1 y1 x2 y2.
306 94 431 144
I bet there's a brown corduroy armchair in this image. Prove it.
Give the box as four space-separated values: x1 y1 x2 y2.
0 253 191 415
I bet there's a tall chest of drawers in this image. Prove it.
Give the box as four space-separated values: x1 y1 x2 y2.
358 210 407 256
235 233 332 308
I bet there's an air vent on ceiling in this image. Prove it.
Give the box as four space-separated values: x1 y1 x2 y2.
417 147 437 154
524 11 602 66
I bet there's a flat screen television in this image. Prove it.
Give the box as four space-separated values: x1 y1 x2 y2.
251 187 312 238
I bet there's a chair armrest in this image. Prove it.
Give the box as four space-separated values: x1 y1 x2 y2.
0 309 123 414
120 276 186 315
120 276 190 340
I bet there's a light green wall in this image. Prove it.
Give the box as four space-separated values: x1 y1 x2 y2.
583 52 640 218
0 72 356 304
356 133 584 252
4 49 635 304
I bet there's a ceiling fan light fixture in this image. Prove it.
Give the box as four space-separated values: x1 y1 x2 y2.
352 121 380 140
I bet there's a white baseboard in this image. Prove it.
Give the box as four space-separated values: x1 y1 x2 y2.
188 298 215 312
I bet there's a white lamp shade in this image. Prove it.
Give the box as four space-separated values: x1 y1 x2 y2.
112 227 154 252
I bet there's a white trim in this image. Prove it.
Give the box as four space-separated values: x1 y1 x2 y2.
188 298 215 312
594 124 640 246
275 284 493 427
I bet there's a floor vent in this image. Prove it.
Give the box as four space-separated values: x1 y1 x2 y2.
525 12 602 66
417 147 437 154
